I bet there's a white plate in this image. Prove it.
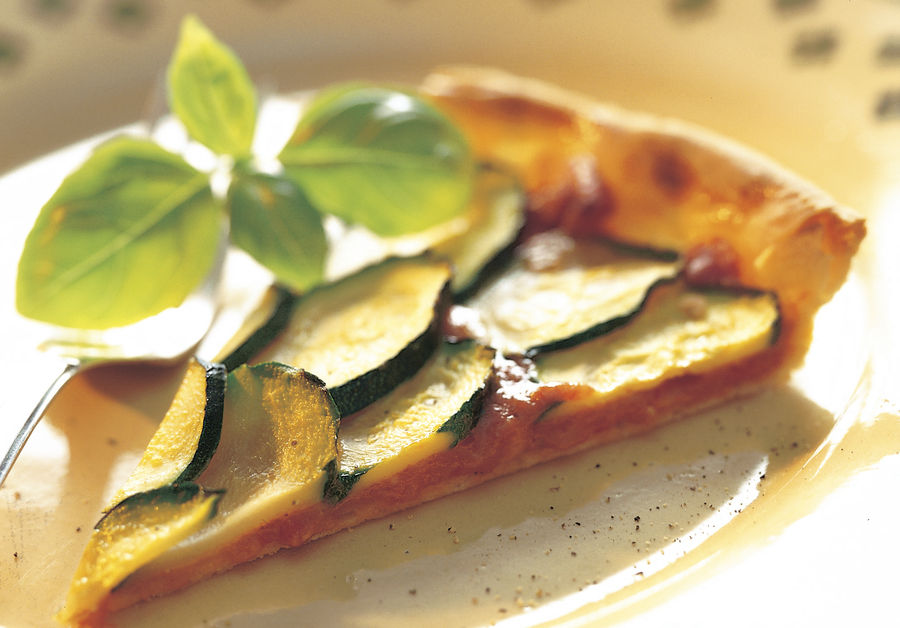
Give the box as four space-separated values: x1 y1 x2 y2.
1 2 898 626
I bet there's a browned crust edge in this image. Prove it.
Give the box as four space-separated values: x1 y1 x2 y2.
422 66 865 367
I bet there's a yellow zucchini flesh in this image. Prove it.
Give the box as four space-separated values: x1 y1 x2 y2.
243 255 452 415
536 281 779 400
107 358 226 509
60 362 341 620
57 484 222 627
331 341 496 500
465 232 681 355
150 363 340 567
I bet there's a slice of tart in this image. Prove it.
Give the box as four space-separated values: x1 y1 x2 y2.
57 68 864 627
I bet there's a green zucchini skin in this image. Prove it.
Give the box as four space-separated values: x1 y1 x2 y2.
535 280 782 400
220 256 452 417
331 379 488 500
435 343 493 444
326 467 358 504
96 483 223 531
464 235 682 356
172 359 227 484
452 236 519 303
524 276 677 357
102 357 228 513
695 284 783 348
438 164 527 301
436 384 488 441
89 485 223 601
193 361 342 534
221 287 296 372
327 340 495 502
62 484 224 626
519 243 682 356
328 287 448 417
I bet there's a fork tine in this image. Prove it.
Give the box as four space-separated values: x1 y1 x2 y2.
0 360 81 488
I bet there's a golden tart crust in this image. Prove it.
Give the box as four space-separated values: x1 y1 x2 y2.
422 66 865 364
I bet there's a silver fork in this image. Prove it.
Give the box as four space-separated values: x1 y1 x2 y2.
0 243 225 489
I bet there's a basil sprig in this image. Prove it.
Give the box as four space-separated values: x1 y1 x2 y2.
15 16 473 329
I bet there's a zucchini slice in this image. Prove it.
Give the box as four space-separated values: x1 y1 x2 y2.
107 357 226 509
58 484 222 626
219 286 296 372
329 340 496 501
536 281 780 397
432 165 525 298
319 164 524 293
226 255 452 416
149 363 340 567
465 232 681 355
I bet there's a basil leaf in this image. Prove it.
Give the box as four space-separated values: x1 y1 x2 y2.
227 171 326 293
167 15 257 158
279 85 473 237
15 137 222 329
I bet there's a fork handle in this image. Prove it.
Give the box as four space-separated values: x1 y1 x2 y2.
0 360 81 488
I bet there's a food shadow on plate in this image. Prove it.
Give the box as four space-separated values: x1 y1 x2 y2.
55 362 190 510
0 360 187 627
113 382 836 628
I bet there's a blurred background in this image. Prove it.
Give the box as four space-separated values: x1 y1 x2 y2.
1 0 899 207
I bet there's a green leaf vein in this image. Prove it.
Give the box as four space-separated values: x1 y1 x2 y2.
36 174 212 306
